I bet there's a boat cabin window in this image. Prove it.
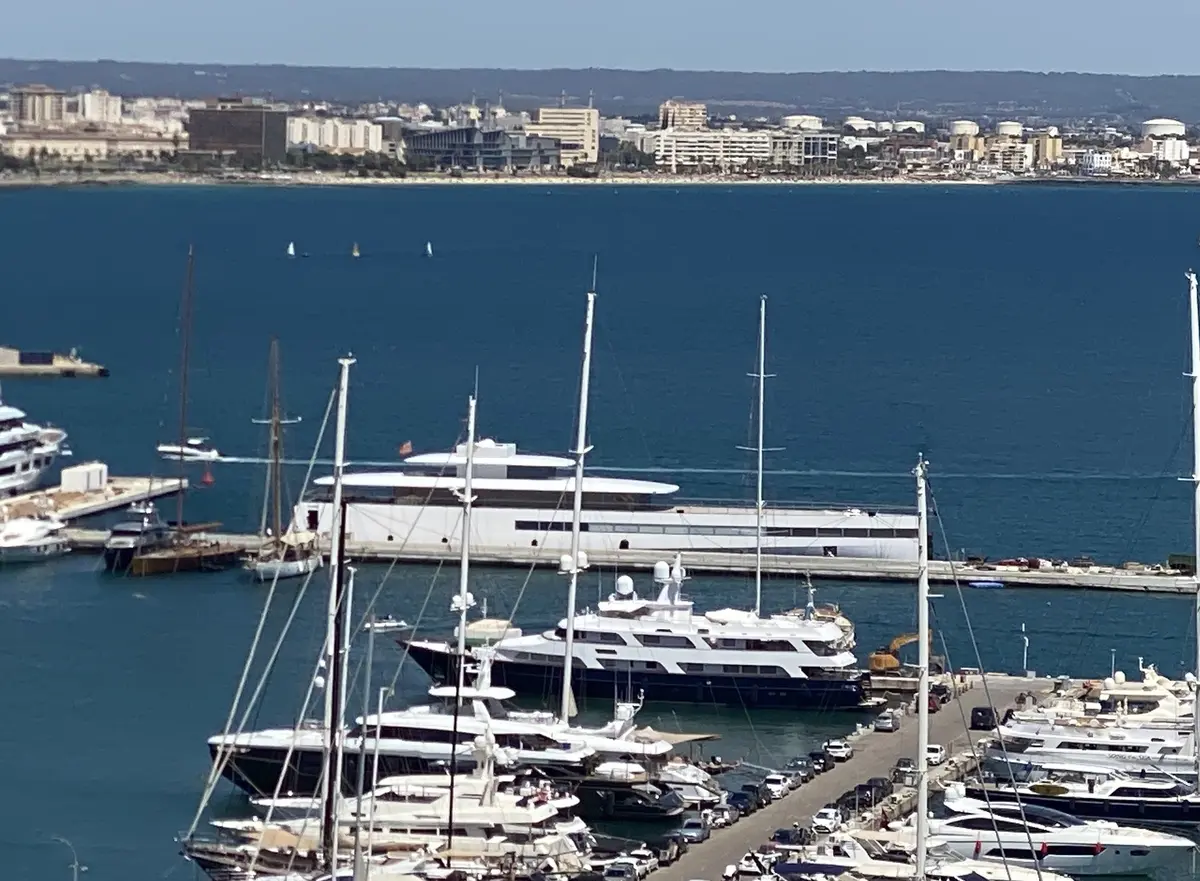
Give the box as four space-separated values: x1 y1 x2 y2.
638 633 695 648
0 418 24 432
990 804 1083 828
1109 785 1184 798
951 816 1029 833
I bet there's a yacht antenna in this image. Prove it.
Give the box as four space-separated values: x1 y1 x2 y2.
736 295 778 617
447 394 478 851
1185 270 1200 777
560 288 596 725
914 452 930 879
320 355 354 870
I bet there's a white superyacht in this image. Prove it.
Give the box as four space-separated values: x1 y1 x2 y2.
0 389 67 496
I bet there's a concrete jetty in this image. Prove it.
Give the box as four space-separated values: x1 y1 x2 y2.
652 675 1041 881
0 346 108 377
3 469 184 522
53 533 1194 593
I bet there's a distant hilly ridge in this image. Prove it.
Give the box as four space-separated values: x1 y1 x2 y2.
3 58 1199 121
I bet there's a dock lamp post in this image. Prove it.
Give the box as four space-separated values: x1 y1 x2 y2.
52 836 86 881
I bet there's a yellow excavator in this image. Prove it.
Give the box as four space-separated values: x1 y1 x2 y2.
869 632 943 674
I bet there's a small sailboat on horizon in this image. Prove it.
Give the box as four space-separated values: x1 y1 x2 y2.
425 241 433 257
286 241 295 258
351 242 360 258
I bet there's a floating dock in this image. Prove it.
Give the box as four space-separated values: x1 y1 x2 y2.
0 346 108 377
653 674 1043 881
2 467 184 522
54 536 1193 593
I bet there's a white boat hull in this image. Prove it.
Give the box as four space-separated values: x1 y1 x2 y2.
157 448 220 462
0 535 69 563
292 500 919 561
939 836 1190 876
252 553 321 581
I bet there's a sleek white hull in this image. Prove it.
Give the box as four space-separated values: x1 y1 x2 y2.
0 535 69 563
938 836 1190 876
252 553 321 581
292 500 919 561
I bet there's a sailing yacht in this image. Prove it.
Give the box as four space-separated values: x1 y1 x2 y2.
287 241 296 258
0 388 67 496
889 782 1195 876
403 296 867 710
250 339 321 581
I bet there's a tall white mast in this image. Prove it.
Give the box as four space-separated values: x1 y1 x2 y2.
1186 271 1200 771
914 453 930 879
320 355 354 869
455 396 479 678
736 296 773 616
560 288 596 725
753 295 766 617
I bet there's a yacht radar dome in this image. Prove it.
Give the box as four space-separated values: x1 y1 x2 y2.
615 574 635 595
653 560 671 582
1114 670 1127 685
1103 677 1116 690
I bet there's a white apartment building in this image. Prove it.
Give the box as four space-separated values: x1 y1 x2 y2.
658 100 708 131
655 128 771 170
985 140 1034 173
1079 149 1113 176
769 131 840 166
1144 136 1190 164
287 117 383 154
78 89 122 125
525 106 600 166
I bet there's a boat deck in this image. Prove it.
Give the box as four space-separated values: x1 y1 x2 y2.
0 346 108 377
2 474 186 521
651 674 1044 881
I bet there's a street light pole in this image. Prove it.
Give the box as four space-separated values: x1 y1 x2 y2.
52 837 86 881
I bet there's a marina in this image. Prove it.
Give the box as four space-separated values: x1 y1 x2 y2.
6 182 1200 881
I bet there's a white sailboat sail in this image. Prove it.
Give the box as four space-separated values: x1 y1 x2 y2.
287 241 295 257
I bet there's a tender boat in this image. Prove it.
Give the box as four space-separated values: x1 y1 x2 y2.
0 516 69 563
156 436 220 462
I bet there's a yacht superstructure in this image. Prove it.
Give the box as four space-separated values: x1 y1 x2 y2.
0 515 68 562
0 392 66 496
292 439 918 561
403 557 863 710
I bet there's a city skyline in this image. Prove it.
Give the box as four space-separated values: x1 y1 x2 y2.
4 0 1200 77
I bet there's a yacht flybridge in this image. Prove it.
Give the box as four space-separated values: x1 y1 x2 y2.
293 441 919 561
0 390 67 496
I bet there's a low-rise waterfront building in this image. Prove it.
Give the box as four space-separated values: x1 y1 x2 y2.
404 126 559 170
655 128 771 170
287 116 383 154
0 128 186 162
659 100 708 132
985 140 1034 173
768 131 840 166
1079 149 1113 176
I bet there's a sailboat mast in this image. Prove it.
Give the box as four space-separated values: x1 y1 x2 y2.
1186 271 1200 771
753 295 766 617
448 394 478 853
177 246 195 530
321 355 354 870
561 288 596 725
269 337 283 541
914 453 930 879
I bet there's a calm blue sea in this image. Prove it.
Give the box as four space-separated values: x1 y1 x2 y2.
1 181 1197 879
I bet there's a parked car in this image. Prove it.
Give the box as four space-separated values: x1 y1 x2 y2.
603 864 637 881
679 816 711 844
762 773 790 800
807 750 831 773
865 776 894 798
851 784 881 807
931 682 952 703
771 826 812 847
926 744 948 766
626 850 660 878
970 705 998 730
708 804 738 827
894 757 915 773
741 781 771 808
874 712 898 732
727 791 757 815
825 739 854 761
784 756 815 784
810 806 843 834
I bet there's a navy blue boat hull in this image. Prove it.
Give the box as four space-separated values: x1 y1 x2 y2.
401 641 866 711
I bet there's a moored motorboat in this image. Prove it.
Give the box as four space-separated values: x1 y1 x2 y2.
0 516 69 563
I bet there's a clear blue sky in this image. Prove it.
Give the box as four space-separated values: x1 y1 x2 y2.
4 0 1196 75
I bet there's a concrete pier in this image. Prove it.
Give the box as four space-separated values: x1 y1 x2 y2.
652 675 1041 881
4 474 184 521
54 534 1193 593
0 346 108 377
